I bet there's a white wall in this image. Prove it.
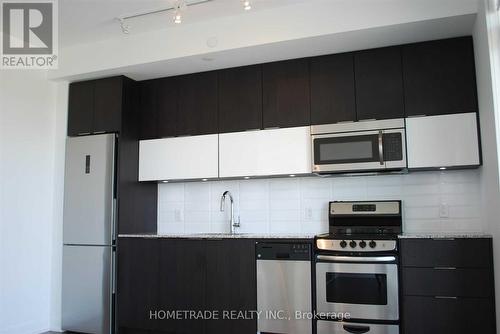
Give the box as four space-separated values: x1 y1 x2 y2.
0 70 59 334
158 171 484 235
473 0 500 331
48 82 68 332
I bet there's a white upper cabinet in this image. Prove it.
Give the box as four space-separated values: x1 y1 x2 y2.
406 112 480 169
219 126 312 178
139 134 218 181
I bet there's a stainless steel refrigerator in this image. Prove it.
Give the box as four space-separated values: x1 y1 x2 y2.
62 134 116 334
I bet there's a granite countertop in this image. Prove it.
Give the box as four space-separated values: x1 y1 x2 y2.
118 233 316 239
398 233 493 239
118 232 493 240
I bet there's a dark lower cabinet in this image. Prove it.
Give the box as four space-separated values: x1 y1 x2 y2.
400 238 492 268
402 36 478 116
117 238 257 334
400 238 496 334
403 296 495 334
117 238 160 331
205 239 257 334
263 59 310 128
354 46 404 120
402 267 492 298
158 239 207 334
310 53 356 124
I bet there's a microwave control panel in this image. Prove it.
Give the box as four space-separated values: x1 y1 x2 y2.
382 133 403 161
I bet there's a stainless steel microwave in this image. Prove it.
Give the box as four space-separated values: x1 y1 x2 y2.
311 119 407 174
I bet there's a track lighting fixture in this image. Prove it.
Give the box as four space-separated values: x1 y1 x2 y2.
243 0 252 10
172 0 186 24
173 9 182 24
115 0 253 34
117 18 130 34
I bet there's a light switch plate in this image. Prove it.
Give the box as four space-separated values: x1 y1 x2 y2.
439 203 449 218
304 207 313 221
174 208 183 222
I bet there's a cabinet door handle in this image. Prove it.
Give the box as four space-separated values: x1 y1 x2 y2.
77 132 91 136
433 267 456 270
435 296 458 299
343 324 370 334
93 131 106 134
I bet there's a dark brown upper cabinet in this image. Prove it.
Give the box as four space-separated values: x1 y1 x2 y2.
157 77 178 138
93 77 122 133
138 79 159 140
262 59 310 128
218 65 263 133
354 46 405 120
402 36 478 117
68 76 125 136
310 53 356 125
177 71 218 136
68 80 94 136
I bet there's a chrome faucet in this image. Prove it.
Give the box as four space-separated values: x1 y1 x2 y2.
220 190 240 234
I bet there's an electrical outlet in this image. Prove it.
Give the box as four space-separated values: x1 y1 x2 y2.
174 208 183 222
439 203 449 218
304 207 313 221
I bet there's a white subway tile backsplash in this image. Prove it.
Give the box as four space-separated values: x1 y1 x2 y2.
184 222 211 234
157 169 484 235
270 218 300 233
158 183 184 203
184 182 210 202
158 222 185 234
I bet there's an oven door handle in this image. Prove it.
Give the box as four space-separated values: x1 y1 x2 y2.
316 255 396 263
343 324 371 334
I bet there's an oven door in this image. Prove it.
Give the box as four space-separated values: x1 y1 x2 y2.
311 129 406 173
316 258 399 321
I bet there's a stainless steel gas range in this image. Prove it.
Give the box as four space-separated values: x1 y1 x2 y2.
314 201 402 334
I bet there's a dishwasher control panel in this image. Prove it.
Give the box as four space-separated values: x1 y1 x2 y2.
256 242 311 261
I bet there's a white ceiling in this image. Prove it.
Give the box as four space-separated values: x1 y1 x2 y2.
59 0 309 47
52 0 479 81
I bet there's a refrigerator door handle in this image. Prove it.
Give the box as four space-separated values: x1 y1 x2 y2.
112 248 116 295
111 198 117 243
110 135 117 245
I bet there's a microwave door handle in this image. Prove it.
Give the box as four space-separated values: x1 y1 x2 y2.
378 130 384 165
343 324 371 334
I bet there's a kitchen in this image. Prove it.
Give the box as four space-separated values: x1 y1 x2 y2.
1 1 500 334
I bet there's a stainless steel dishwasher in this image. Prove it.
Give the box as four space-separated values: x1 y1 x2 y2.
256 242 312 334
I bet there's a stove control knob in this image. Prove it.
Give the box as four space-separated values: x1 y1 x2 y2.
349 240 357 248
369 240 377 248
359 240 367 248
339 240 347 248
